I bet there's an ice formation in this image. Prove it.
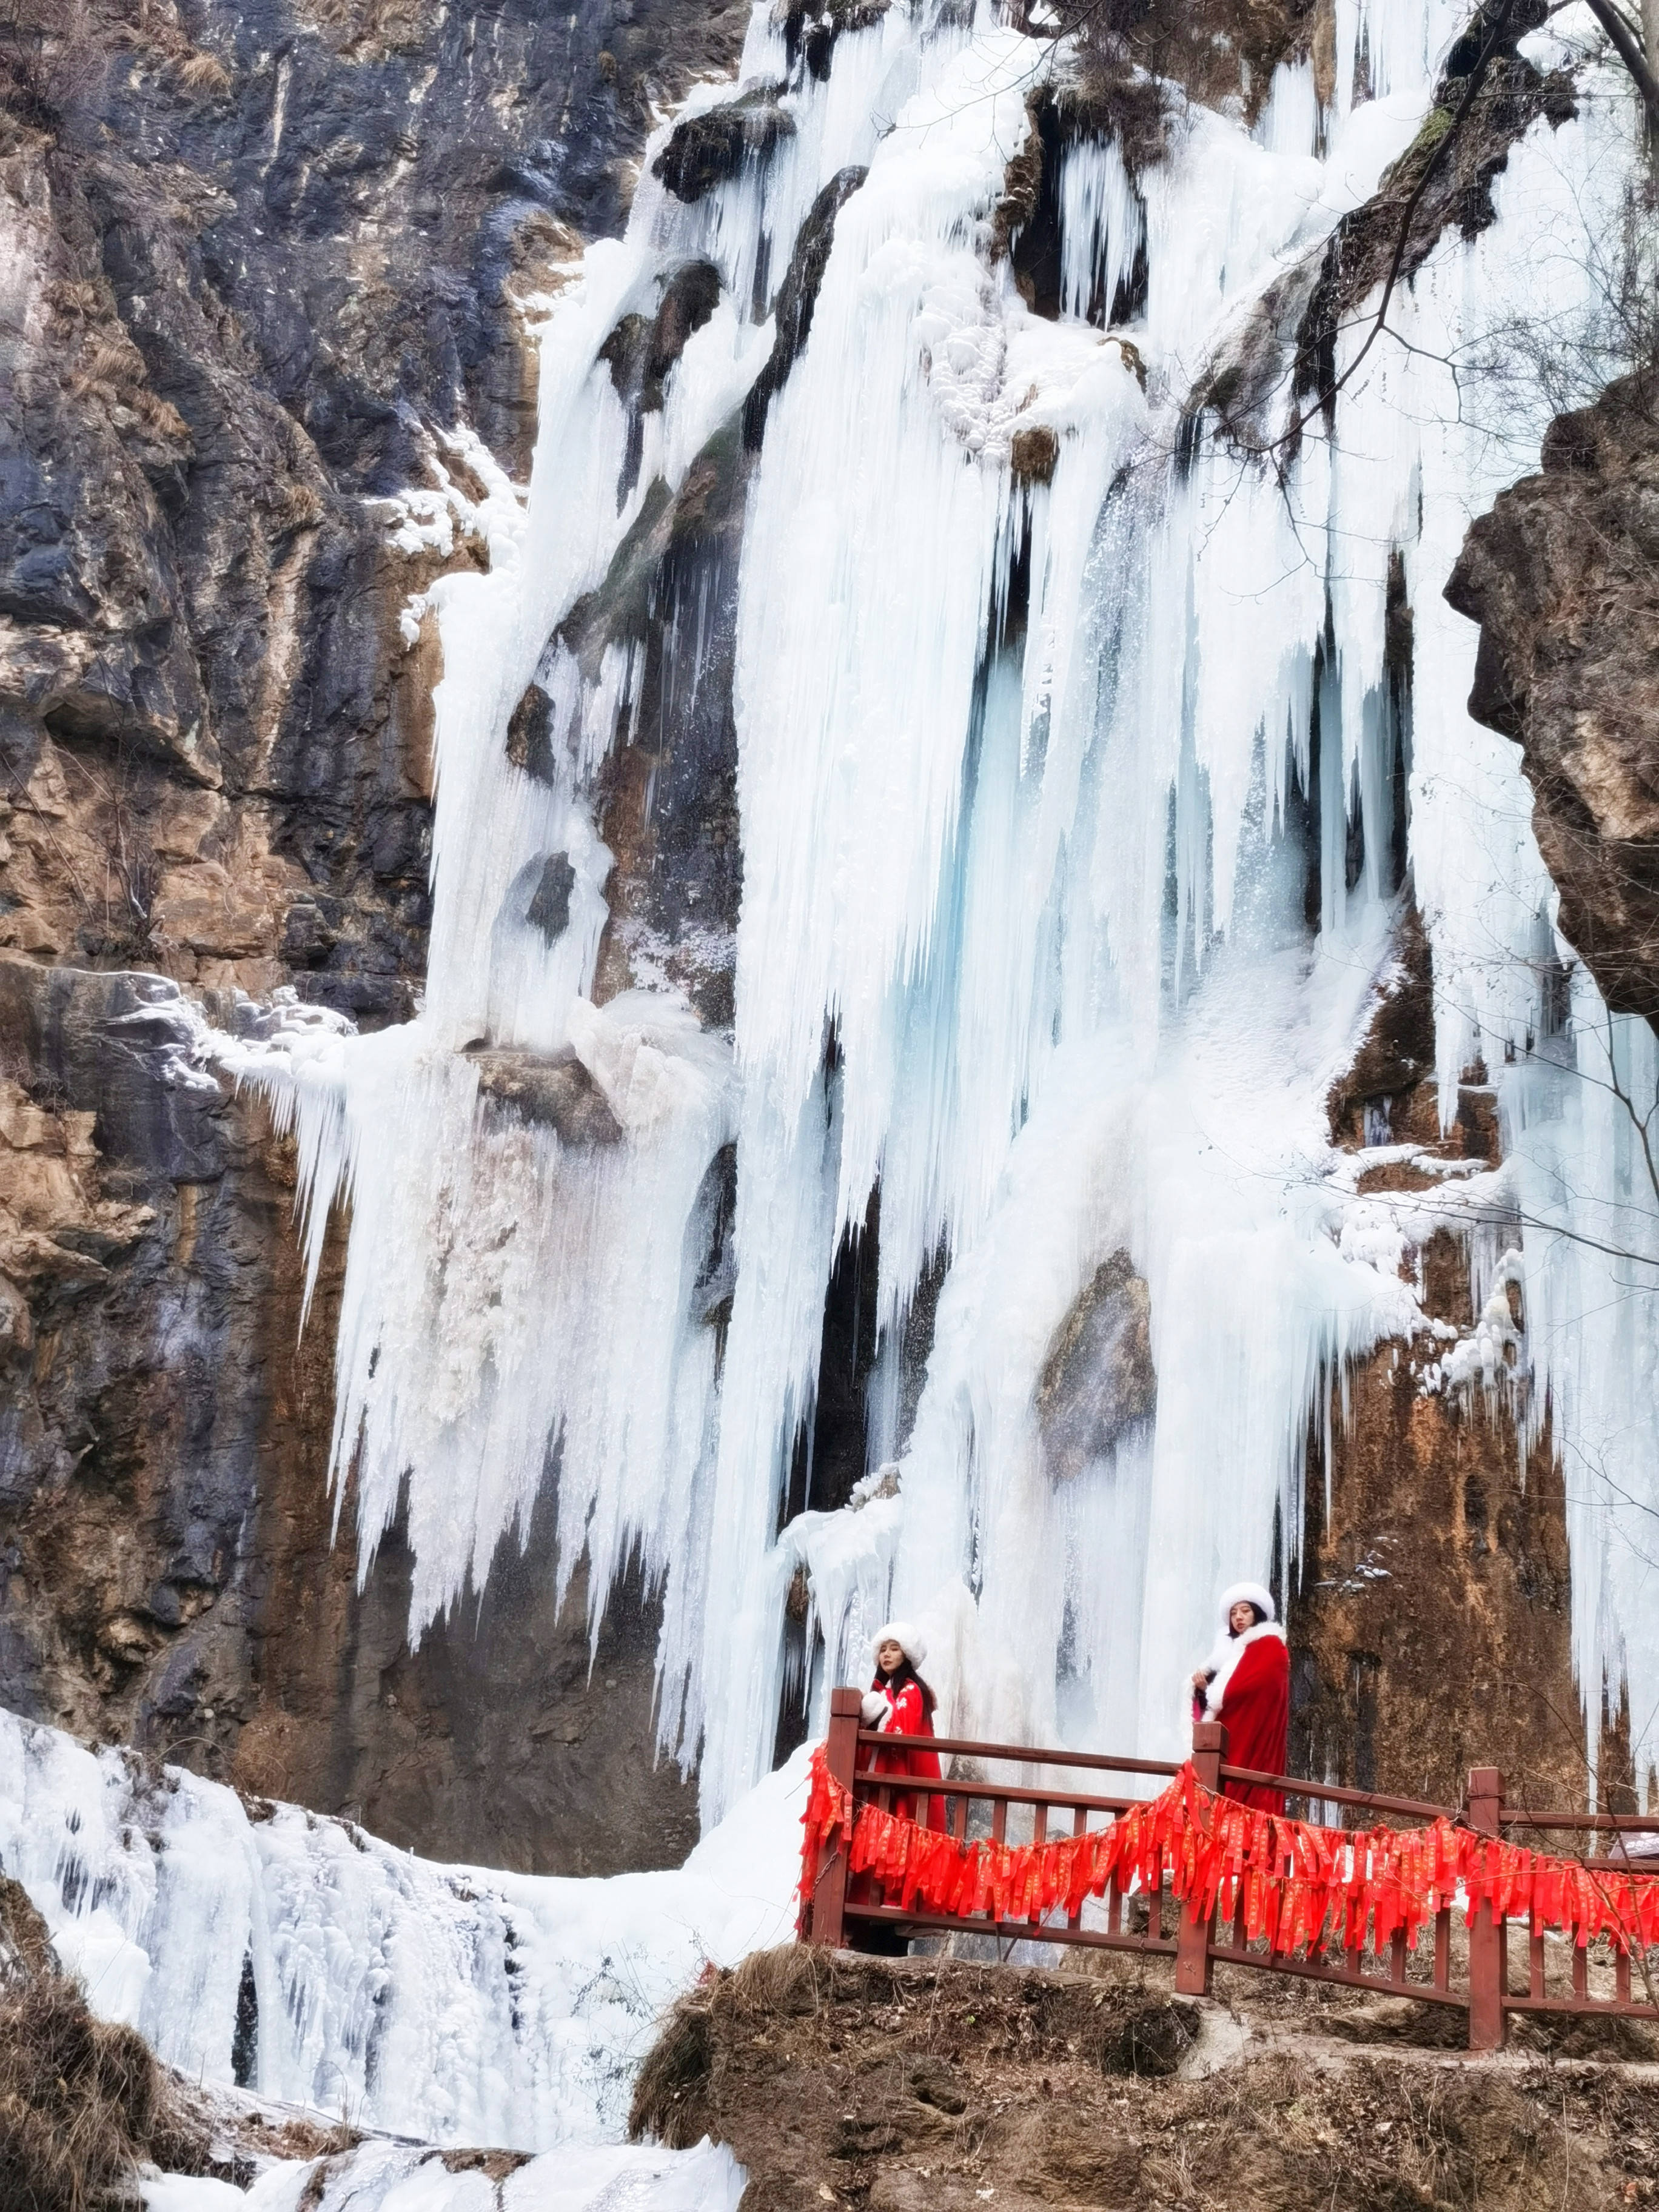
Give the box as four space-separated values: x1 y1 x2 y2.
223 0 1657 1817
0 1709 805 2150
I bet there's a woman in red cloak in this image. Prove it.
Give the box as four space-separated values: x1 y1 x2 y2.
1190 1580 1289 1814
859 1621 946 1829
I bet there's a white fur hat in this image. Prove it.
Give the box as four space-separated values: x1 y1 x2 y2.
871 1620 927 1667
1219 1580 1275 1627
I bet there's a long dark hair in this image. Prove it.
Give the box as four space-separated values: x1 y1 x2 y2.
873 1652 937 1716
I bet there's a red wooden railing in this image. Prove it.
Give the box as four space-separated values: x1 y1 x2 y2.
799 1688 1659 2051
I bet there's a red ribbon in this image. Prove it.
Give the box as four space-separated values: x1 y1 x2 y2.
796 1743 1659 1956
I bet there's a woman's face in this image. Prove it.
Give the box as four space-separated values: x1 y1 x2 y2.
1229 1600 1258 1636
877 1638 905 1675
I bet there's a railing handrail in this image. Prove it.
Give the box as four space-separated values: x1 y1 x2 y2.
856 1726 1181 1779
855 1729 1659 1835
808 1695 1659 2050
1498 1808 1659 1835
1218 1763 1457 1823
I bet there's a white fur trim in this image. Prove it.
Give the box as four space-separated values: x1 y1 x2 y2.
1202 1619 1286 1718
871 1620 927 1667
860 1691 888 1725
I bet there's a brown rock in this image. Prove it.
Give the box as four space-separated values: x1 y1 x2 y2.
1010 424 1060 486
1290 1314 1581 1812
1446 369 1659 1028
1037 1250 1156 1479
468 1047 625 1146
0 1076 155 1293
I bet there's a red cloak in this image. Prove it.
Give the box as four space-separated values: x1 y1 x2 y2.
1216 1629 1289 1815
858 1677 947 1829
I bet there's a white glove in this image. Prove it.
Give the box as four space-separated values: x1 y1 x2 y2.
860 1691 887 1726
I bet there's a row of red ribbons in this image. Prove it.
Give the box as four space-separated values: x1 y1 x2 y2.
797 1744 1659 1955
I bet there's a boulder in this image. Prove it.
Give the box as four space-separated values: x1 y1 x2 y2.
468 1047 625 1146
1036 1250 1155 1478
652 87 794 203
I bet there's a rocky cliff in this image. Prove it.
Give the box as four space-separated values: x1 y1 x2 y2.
1288 909 1586 1814
0 0 746 1871
1447 367 1659 1031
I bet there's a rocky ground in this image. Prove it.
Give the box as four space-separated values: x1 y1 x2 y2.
631 1944 1659 2212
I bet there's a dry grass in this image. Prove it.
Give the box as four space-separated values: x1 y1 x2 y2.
629 1989 717 2149
0 1974 212 2211
0 1877 57 1989
82 338 144 386
628 1943 1659 2211
175 48 229 95
306 0 433 62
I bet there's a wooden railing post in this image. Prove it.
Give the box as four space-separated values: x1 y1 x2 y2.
808 1688 862 1948
1175 1721 1225 1996
1466 1765 1505 2052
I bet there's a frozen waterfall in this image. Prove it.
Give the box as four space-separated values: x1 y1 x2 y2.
227 0 1658 1823
0 1709 803 2150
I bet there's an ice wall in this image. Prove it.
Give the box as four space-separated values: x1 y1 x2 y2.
227 0 1657 1817
0 1708 803 2149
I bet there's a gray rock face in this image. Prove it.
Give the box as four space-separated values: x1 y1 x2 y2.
0 0 748 1024
525 854 578 944
1446 370 1659 1030
0 951 694 1871
742 164 867 447
245 1482 701 1878
652 86 794 203
585 419 751 1027
0 953 300 1768
1036 1251 1156 1481
0 0 745 1869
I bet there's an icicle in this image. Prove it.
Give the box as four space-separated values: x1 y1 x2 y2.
209 0 1659 1814
1058 136 1144 324
0 1711 804 2148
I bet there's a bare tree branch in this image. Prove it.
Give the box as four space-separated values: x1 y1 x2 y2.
1584 0 1659 132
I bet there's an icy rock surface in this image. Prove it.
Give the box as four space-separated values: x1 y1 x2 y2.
223 0 1658 1813
0 1709 805 2149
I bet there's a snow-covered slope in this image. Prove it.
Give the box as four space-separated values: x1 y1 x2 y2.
142 2138 746 2212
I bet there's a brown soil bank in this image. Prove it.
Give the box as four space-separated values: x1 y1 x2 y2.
631 1946 1659 2212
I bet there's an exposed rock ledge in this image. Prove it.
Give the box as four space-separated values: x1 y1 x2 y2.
1446 370 1659 1030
